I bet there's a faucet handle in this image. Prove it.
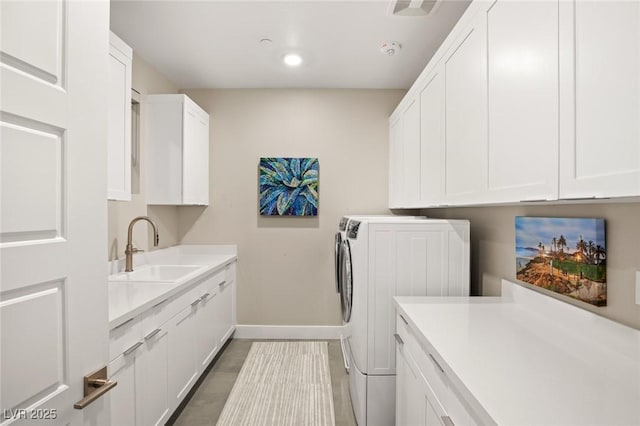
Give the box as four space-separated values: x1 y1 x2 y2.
132 247 144 254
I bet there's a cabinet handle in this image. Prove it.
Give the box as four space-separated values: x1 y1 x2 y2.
123 341 143 356
200 292 211 301
218 280 227 287
152 298 168 308
394 333 404 345
113 317 134 330
519 198 547 203
441 416 455 426
191 298 201 307
562 196 606 201
144 328 161 341
399 314 408 325
429 353 445 373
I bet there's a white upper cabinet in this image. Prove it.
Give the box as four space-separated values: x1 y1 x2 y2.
147 94 210 205
108 32 132 201
486 0 559 203
442 12 488 205
389 116 403 208
402 98 421 207
559 0 640 199
419 68 445 207
390 0 640 208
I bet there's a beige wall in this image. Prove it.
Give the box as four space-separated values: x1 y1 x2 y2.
178 89 405 325
108 53 180 260
421 203 640 330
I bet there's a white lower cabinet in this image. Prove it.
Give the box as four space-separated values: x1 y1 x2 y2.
109 261 237 425
167 303 199 405
396 341 427 425
109 353 137 426
395 314 477 426
136 327 170 426
217 264 236 346
195 278 221 370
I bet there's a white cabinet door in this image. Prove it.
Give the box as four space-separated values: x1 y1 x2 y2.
109 354 137 426
402 98 421 207
217 279 235 346
389 116 403 208
396 343 427 426
419 69 445 207
443 13 488 205
182 98 210 205
559 1 640 199
136 328 170 426
147 94 210 205
196 290 219 370
107 32 132 201
167 303 199 406
486 0 559 203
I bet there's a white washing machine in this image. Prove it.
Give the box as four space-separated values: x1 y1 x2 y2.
342 217 470 426
334 215 424 373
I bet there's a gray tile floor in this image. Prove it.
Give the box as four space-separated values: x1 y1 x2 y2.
169 339 356 426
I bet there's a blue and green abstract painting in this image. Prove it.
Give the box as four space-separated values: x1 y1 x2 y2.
259 157 319 216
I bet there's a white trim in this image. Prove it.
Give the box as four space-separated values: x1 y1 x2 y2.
234 325 343 340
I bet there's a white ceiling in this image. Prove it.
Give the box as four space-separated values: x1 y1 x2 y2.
110 0 471 89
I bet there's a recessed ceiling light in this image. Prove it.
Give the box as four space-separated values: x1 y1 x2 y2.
283 53 303 67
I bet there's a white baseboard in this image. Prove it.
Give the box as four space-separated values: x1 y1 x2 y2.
234 325 343 340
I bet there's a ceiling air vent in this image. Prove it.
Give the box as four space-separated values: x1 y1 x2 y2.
390 0 439 16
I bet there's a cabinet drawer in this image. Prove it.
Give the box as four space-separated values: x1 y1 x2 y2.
110 317 142 361
141 295 176 337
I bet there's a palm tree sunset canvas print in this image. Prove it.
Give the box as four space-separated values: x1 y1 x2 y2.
515 217 606 306
259 157 319 216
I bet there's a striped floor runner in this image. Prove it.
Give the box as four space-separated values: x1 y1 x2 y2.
216 341 336 426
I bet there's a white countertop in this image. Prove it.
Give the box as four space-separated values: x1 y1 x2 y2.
108 245 237 329
394 281 640 426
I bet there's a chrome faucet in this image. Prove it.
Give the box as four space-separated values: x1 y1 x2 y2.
125 216 160 272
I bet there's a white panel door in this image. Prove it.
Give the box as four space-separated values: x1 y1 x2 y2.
419 69 444 207
443 13 488 205
1 1 110 425
388 117 403 208
402 98 421 207
559 1 640 198
487 0 559 203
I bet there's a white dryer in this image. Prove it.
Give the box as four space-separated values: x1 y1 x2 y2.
334 215 423 373
342 217 470 426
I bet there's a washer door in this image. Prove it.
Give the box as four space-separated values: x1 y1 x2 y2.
334 232 342 294
340 239 353 323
